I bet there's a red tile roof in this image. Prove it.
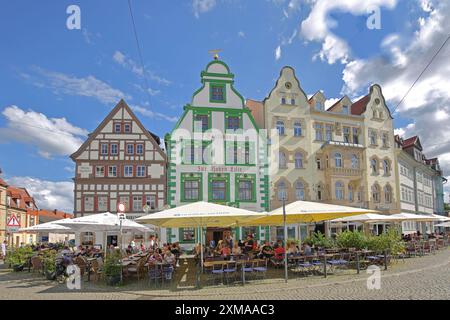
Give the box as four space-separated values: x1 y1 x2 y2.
35 209 73 220
402 136 418 148
350 95 370 115
6 187 37 211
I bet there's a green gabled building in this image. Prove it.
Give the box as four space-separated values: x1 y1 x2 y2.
163 58 269 248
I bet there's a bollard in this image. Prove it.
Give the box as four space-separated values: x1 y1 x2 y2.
356 252 360 274
384 249 388 271
323 254 327 278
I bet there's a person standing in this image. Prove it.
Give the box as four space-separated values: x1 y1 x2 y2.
1 240 7 261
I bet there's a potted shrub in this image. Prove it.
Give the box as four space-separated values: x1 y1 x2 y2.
6 247 33 272
336 231 368 250
103 250 122 286
43 250 57 280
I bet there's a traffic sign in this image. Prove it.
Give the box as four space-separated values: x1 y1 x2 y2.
6 215 20 233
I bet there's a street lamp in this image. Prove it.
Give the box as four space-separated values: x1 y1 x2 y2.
282 193 288 283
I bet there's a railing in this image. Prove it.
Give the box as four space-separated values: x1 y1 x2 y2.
327 167 363 176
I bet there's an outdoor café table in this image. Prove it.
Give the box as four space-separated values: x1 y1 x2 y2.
315 253 335 278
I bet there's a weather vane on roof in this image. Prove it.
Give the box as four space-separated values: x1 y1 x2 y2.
208 49 222 60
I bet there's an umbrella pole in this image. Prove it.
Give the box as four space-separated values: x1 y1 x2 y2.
283 198 288 283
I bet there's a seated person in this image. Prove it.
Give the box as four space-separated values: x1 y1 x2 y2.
163 250 176 266
220 244 231 257
147 251 163 264
287 243 299 255
302 243 312 256
273 243 285 260
231 243 241 255
260 241 274 258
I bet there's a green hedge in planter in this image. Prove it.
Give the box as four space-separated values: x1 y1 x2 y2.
336 231 368 250
103 250 122 286
303 232 335 249
5 246 33 271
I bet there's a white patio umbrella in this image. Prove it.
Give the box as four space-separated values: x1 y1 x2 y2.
19 218 74 233
388 213 442 222
58 213 151 253
135 201 265 280
330 213 400 223
434 221 450 228
429 214 450 222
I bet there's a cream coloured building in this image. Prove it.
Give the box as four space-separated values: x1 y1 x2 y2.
247 66 400 240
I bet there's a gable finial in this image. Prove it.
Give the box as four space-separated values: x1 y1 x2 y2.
208 49 222 60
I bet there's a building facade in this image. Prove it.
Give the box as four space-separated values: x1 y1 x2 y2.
394 135 445 233
164 58 269 248
0 178 38 247
247 66 399 240
70 100 167 246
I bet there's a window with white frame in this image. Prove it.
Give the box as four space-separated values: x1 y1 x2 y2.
124 165 133 177
84 196 94 211
136 144 144 155
277 181 287 201
146 195 156 209
351 154 359 169
101 143 108 155
110 143 118 155
238 180 253 201
136 165 146 177
314 123 323 141
132 196 143 212
95 166 105 177
126 144 134 155
325 124 332 141
276 120 285 136
119 196 129 211
98 196 108 211
108 166 117 177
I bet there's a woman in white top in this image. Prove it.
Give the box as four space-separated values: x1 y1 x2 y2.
231 243 241 255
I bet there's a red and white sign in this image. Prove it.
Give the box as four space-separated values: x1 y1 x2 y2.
6 215 20 233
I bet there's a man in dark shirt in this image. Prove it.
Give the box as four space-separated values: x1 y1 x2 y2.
244 235 254 254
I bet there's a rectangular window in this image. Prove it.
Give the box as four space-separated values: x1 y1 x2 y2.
226 116 240 130
119 196 129 211
181 228 195 242
211 85 225 102
132 196 143 212
110 144 118 155
124 165 133 177
124 123 131 133
352 128 359 144
324 125 332 142
145 195 156 209
100 144 108 155
238 180 253 201
184 180 200 201
315 123 323 141
114 123 121 133
343 127 350 143
136 165 146 177
84 196 94 212
108 166 117 177
211 180 226 201
126 144 134 155
194 114 209 132
95 166 105 177
97 196 108 212
136 144 144 155
370 130 377 145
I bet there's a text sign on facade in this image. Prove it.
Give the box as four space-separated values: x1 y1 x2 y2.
196 166 245 173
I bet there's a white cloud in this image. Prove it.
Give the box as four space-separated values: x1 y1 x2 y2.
0 105 87 158
238 31 245 38
192 0 217 18
113 50 171 85
131 105 178 123
24 67 129 105
300 0 398 64
275 46 282 60
6 176 74 213
324 98 340 110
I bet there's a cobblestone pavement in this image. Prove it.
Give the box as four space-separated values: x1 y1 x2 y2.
0 248 449 300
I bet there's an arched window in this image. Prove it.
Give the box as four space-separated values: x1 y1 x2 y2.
278 181 287 201
384 185 392 203
351 154 359 169
383 160 390 175
371 158 378 174
295 152 303 168
281 97 286 105
276 120 285 136
279 151 287 168
335 182 344 200
372 184 380 203
294 122 302 137
295 181 305 200
348 185 354 202
335 153 342 168
316 184 323 200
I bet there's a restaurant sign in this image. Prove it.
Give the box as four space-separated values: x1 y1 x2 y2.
195 166 245 173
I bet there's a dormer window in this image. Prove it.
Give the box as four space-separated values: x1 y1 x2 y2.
210 84 225 102
281 97 286 105
342 105 349 114
291 98 295 105
315 101 322 111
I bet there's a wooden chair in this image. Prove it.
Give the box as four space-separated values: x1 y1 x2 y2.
74 256 87 277
30 256 43 274
126 258 147 281
90 259 103 282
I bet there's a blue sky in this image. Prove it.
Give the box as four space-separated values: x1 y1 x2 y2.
1 0 449 211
